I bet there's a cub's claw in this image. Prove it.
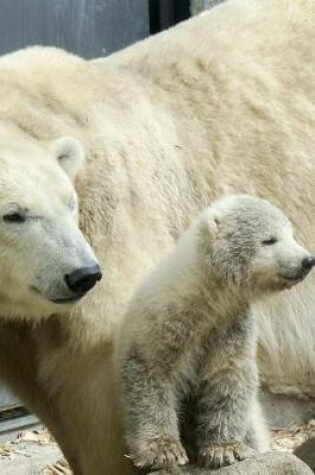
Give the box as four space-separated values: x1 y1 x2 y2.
198 441 256 469
133 436 188 470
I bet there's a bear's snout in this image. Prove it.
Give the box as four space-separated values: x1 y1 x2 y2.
64 264 102 296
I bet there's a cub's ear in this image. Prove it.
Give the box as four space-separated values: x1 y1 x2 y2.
51 136 85 181
200 208 222 238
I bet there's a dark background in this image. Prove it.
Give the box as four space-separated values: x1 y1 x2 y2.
0 0 191 59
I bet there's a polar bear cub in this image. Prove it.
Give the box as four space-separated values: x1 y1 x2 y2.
117 195 315 471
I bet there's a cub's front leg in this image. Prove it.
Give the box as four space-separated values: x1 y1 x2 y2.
120 346 188 470
195 341 258 469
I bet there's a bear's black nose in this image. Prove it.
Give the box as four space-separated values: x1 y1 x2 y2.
65 265 102 294
302 256 315 271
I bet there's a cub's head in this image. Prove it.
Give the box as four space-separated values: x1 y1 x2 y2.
0 125 101 319
199 195 315 298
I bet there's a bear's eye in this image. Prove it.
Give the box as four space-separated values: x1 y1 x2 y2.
3 212 26 224
262 237 277 246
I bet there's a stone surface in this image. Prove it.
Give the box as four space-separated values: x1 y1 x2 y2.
0 430 62 475
149 452 315 475
0 443 61 475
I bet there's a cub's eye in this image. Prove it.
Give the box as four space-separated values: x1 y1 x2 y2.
3 212 26 224
262 237 277 246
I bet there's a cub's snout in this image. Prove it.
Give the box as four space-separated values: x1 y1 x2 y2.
279 253 315 286
302 256 315 273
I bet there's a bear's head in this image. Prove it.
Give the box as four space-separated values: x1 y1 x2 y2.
199 195 315 299
0 125 101 319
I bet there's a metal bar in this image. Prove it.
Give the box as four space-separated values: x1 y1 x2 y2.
0 413 41 443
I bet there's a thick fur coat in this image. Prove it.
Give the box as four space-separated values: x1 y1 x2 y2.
0 1 314 473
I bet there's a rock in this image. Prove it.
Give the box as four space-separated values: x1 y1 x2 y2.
148 452 314 475
294 437 315 472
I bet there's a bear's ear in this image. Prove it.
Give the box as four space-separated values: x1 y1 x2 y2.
200 208 222 238
52 136 85 181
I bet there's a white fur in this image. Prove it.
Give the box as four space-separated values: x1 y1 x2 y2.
52 136 85 180
0 1 314 473
0 125 98 319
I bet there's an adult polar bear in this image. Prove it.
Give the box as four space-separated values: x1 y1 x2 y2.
0 0 314 473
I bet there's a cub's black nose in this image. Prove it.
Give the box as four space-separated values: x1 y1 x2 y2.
302 256 315 271
65 265 102 294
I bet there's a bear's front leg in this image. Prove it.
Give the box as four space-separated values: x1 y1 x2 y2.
120 347 188 470
194 355 258 469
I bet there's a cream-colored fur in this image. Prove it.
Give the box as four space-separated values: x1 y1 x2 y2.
0 0 314 474
0 126 100 319
116 195 313 471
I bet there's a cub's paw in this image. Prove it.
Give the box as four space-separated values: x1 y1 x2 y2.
133 436 188 470
197 441 256 469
